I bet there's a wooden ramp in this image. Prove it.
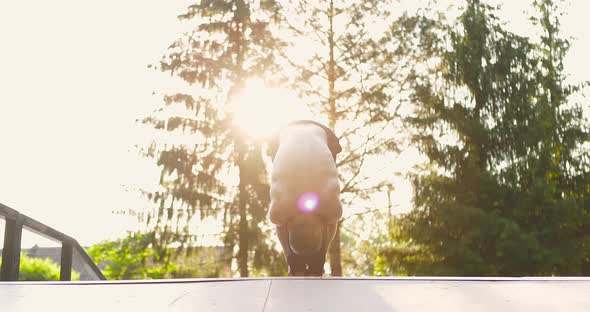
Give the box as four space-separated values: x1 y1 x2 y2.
2 277 590 311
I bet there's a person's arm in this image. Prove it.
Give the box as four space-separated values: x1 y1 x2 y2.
266 132 279 161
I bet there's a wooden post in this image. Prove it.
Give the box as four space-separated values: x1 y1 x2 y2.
60 239 73 281
1 214 24 281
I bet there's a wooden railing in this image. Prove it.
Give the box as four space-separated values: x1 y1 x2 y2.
0 203 106 281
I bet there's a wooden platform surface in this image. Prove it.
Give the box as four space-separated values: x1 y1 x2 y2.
2 277 590 311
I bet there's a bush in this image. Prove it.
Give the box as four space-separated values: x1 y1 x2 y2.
88 232 179 280
0 254 80 281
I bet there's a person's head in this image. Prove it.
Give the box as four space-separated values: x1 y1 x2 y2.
288 217 324 256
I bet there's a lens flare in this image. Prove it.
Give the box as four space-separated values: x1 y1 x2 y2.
297 192 319 213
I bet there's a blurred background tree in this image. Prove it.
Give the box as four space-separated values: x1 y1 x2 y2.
398 0 590 275
282 0 406 276
135 0 288 277
88 232 180 279
85 0 589 278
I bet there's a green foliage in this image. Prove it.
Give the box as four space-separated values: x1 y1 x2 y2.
136 0 288 277
0 254 80 281
88 232 179 280
19 254 62 281
398 0 590 276
88 231 243 279
124 0 590 278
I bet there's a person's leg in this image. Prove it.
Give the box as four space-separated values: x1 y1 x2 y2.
276 215 339 276
276 224 306 276
304 223 339 276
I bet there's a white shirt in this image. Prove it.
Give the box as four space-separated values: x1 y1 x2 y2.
269 123 342 225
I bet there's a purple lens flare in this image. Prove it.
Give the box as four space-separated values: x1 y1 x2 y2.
297 192 319 213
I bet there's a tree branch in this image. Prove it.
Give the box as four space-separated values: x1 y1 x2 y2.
340 137 369 193
341 208 379 223
337 120 392 167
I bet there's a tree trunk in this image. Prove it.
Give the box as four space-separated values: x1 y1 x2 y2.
236 134 249 277
326 0 342 277
238 159 249 277
328 223 342 276
233 14 250 277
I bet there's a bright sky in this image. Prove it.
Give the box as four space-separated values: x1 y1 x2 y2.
1 0 588 247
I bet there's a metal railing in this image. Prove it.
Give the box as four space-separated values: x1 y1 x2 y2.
0 203 106 281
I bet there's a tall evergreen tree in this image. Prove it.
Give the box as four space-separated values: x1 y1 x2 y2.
512 0 590 274
139 0 287 277
284 0 403 276
367 5 450 276
401 0 589 275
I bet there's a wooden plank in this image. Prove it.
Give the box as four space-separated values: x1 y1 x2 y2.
265 278 590 312
1 278 590 311
0 279 271 312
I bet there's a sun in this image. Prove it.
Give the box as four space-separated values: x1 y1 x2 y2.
229 78 312 139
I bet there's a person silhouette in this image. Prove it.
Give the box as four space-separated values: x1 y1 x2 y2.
267 120 342 276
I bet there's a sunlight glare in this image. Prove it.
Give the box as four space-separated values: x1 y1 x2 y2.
229 78 311 138
297 192 319 213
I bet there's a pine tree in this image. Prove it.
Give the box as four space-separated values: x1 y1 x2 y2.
401 0 590 275
140 0 287 277
284 0 403 276
508 0 590 274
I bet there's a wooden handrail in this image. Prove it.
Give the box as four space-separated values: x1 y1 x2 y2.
0 203 106 281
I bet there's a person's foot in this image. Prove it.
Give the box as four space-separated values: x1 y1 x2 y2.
304 271 323 277
288 270 305 276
